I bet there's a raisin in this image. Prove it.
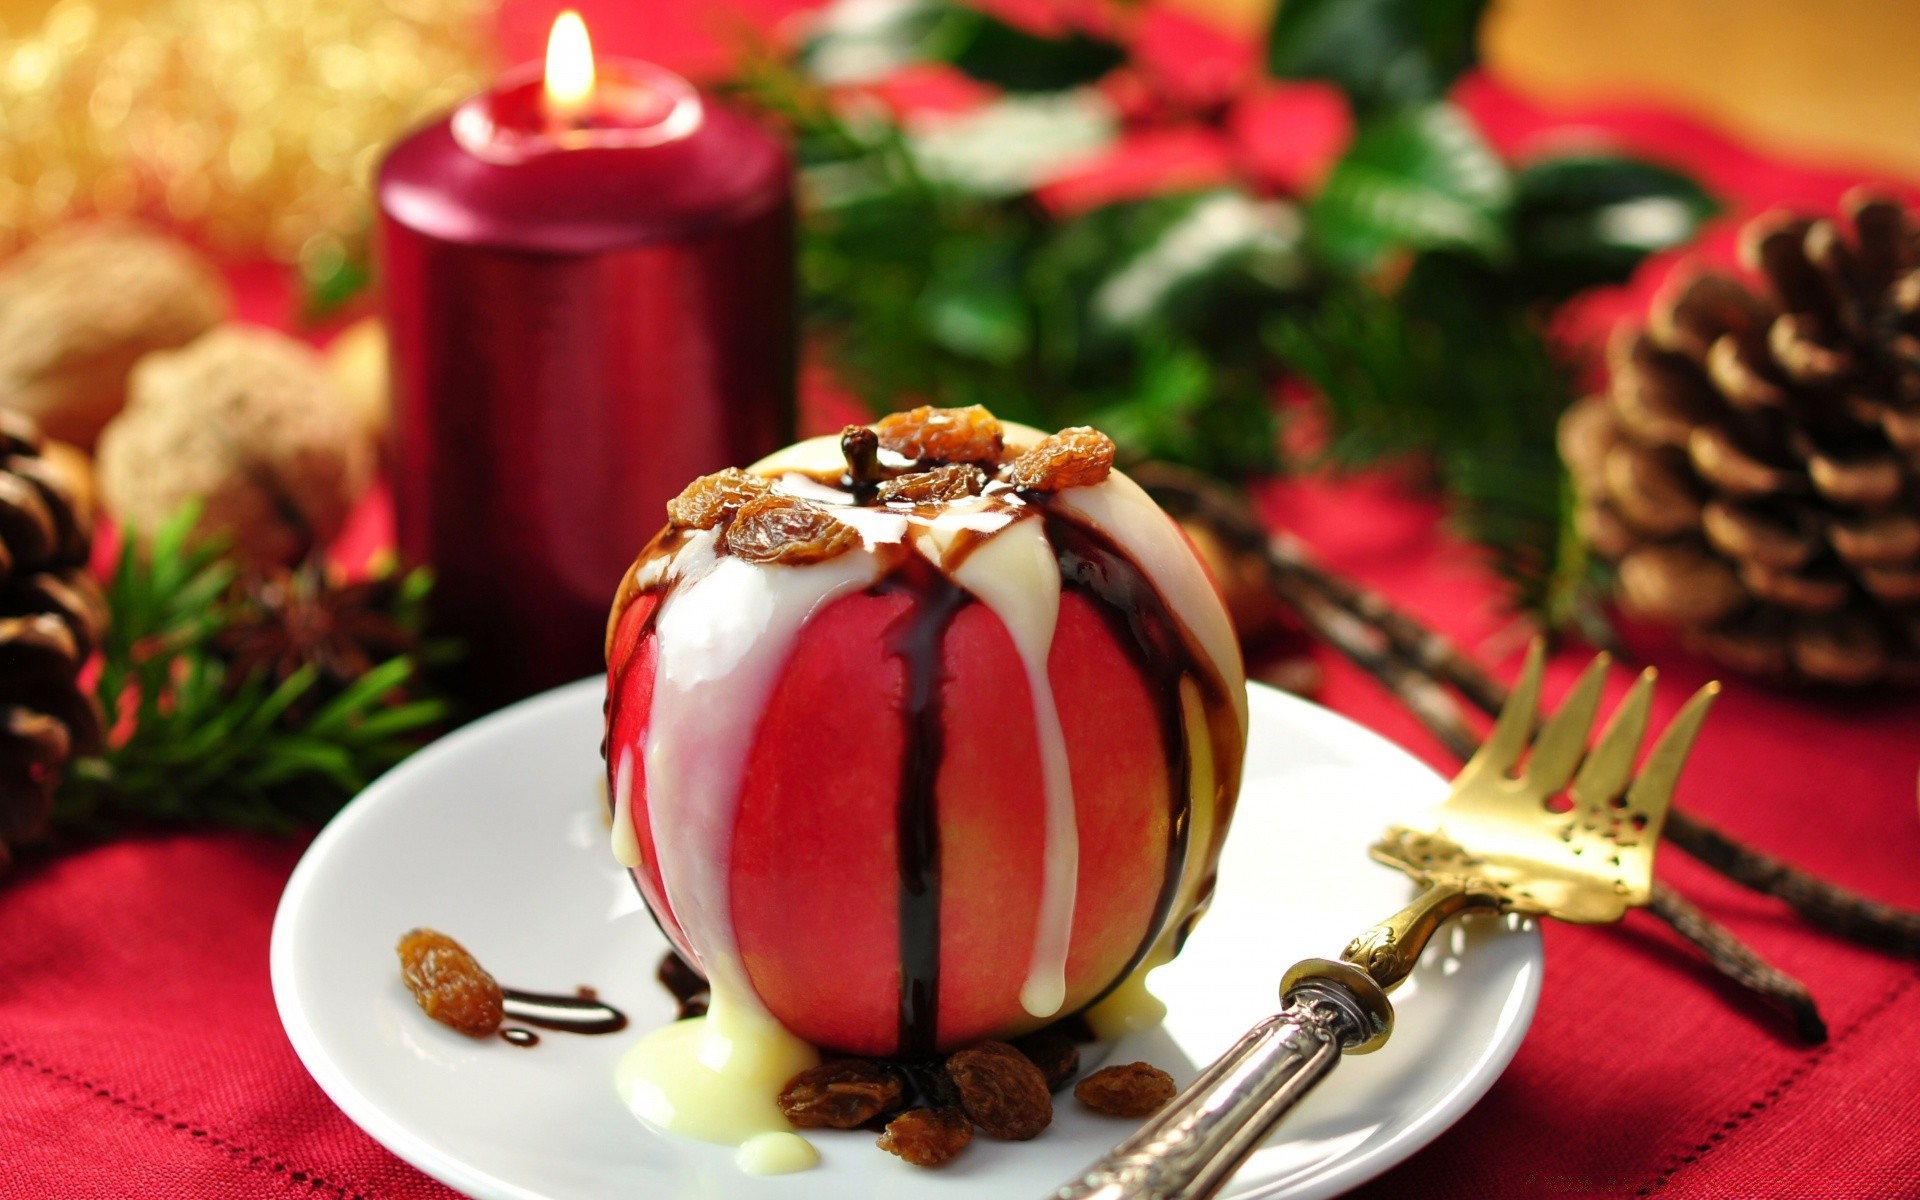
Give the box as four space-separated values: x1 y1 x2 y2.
779 1060 907 1129
1074 1062 1176 1118
1013 1029 1080 1092
946 1041 1052 1140
875 405 1004 464
396 928 503 1037
724 493 861 565
1005 426 1116 492
877 1106 973 1167
876 463 987 505
666 467 770 530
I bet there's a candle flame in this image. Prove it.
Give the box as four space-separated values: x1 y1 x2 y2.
545 10 596 119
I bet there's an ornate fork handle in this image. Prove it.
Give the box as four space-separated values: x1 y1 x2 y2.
1051 881 1501 1200
1051 979 1373 1200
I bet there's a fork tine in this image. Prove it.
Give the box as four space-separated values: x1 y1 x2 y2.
1521 653 1611 796
1571 667 1657 805
1464 638 1546 779
1623 682 1721 838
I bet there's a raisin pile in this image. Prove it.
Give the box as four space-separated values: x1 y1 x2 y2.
658 408 1126 566
763 1017 1176 1169
396 928 503 1037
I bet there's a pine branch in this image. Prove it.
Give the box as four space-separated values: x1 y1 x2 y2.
56 506 452 837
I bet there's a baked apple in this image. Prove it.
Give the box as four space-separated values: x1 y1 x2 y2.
604 407 1246 1059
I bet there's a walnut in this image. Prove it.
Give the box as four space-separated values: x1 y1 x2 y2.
97 326 375 563
0 227 229 448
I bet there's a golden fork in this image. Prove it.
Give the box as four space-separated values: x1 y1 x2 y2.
1052 644 1719 1200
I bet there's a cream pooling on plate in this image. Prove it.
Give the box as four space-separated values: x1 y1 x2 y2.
603 415 1247 1157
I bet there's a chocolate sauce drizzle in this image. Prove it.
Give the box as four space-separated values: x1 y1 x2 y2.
1044 513 1201 998
882 566 970 1059
500 1028 539 1047
499 987 630 1035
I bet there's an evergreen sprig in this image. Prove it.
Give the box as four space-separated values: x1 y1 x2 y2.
726 0 1719 617
57 506 454 836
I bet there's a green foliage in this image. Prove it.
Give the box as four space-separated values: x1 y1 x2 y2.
1267 0 1488 114
800 0 1123 91
732 44 1299 476
936 6 1126 91
1509 153 1720 299
1308 102 1511 269
736 0 1724 613
1270 253 1573 614
58 507 454 835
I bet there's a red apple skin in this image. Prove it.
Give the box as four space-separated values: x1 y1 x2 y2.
607 585 1177 1056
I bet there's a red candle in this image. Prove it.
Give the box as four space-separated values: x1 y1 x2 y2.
378 12 794 709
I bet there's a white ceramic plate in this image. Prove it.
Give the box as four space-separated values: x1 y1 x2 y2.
272 679 1540 1200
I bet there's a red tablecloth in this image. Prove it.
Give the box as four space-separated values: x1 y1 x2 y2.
4 3 1920 1196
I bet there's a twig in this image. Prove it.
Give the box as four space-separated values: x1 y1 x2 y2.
1648 883 1828 1042
1276 573 1483 762
1135 467 1831 1039
1266 531 1511 719
1278 545 1920 959
1136 465 1920 960
1663 809 1920 955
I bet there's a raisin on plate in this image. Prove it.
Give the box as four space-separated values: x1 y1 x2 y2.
779 1060 907 1129
1074 1062 1177 1118
946 1041 1052 1140
396 928 503 1037
878 1106 974 1167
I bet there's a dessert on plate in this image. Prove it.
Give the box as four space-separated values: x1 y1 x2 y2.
601 406 1247 1166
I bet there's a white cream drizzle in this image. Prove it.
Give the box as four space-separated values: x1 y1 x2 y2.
609 750 640 869
1086 676 1218 1039
643 544 885 1011
616 983 819 1149
1053 470 1248 724
950 517 1076 1018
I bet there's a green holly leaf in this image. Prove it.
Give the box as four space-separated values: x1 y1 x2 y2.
1266 0 1487 114
934 6 1126 92
802 0 1123 92
1510 153 1720 299
1309 103 1512 271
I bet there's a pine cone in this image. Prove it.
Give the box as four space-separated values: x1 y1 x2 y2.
1564 189 1920 686
0 410 106 868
